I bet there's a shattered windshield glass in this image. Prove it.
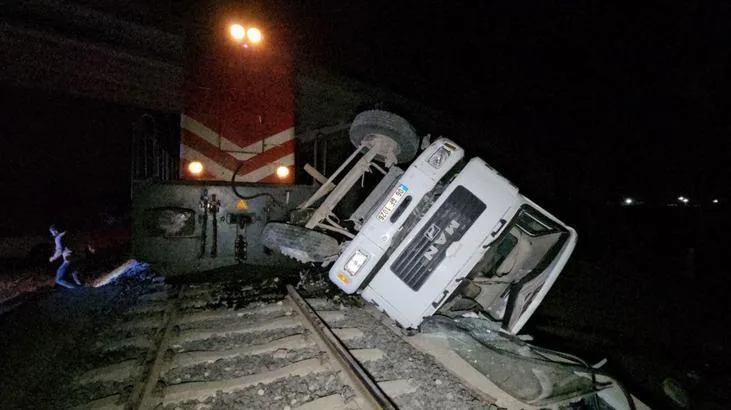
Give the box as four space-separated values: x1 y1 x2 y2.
421 316 613 408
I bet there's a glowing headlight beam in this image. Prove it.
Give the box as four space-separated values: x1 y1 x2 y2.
247 27 262 44
188 161 204 176
229 24 246 42
276 165 290 179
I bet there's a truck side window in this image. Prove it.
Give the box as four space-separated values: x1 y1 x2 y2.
515 209 556 236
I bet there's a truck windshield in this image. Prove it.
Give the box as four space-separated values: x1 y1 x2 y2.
473 206 563 279
515 209 557 236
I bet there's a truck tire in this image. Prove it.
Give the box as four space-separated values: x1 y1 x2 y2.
261 222 340 263
349 110 420 164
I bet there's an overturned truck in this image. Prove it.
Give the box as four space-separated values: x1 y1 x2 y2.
133 110 644 407
262 110 577 334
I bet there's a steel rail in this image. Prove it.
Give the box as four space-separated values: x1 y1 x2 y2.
286 285 397 410
130 285 183 410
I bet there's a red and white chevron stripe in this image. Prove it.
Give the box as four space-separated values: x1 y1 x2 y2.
180 22 295 183
180 115 295 183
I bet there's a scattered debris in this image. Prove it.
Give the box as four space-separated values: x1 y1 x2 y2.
92 259 151 288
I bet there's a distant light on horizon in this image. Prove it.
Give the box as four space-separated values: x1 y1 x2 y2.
713 199 719 204
624 197 634 205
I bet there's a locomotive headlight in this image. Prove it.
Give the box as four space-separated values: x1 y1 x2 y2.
344 250 369 276
247 27 262 44
427 146 451 169
276 165 290 179
188 161 204 176
230 24 246 41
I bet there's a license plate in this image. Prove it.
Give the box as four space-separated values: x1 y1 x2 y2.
377 184 408 221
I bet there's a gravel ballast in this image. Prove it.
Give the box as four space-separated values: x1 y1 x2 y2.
163 348 322 384
163 372 349 410
308 299 490 409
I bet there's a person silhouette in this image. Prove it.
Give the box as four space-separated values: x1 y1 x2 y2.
49 225 82 288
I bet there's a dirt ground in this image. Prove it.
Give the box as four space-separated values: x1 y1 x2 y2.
0 260 304 409
0 275 148 409
0 262 53 308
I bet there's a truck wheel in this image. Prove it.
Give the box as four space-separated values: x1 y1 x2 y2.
261 222 340 264
350 110 420 164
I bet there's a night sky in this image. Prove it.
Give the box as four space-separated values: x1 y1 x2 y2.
278 1 731 205
2 0 730 229
0 87 140 232
87 0 731 202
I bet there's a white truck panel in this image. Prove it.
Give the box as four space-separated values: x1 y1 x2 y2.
361 158 520 328
329 138 464 294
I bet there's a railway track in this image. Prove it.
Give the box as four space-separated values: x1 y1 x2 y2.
65 280 496 409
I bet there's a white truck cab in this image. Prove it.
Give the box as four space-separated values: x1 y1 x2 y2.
329 138 465 293
262 110 575 335
330 140 577 334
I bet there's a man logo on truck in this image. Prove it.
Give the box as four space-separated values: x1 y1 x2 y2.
424 224 441 241
423 220 461 261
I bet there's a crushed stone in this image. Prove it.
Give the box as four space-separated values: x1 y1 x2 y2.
163 372 348 410
172 327 307 352
163 348 322 384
